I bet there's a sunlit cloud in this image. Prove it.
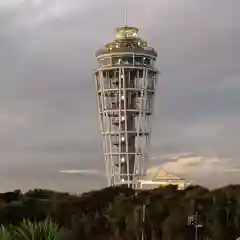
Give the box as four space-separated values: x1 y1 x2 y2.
60 169 104 176
148 154 240 187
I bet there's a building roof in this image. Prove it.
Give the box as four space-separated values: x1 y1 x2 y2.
95 26 157 57
146 167 188 182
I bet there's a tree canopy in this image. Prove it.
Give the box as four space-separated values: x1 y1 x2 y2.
0 184 240 239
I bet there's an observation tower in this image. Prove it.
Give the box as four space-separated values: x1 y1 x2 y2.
94 26 158 188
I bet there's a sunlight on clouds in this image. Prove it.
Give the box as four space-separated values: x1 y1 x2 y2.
149 155 239 176
148 154 240 187
162 156 223 173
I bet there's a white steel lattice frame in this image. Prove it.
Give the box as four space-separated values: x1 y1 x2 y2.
95 52 158 188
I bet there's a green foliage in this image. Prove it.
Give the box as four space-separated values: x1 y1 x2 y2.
12 218 64 240
1 185 240 239
0 225 11 240
0 219 66 240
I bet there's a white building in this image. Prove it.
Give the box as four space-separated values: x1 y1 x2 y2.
138 167 190 190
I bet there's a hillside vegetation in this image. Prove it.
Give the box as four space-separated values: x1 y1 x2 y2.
0 185 240 239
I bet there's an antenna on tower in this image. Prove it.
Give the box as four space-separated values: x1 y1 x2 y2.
124 1 128 26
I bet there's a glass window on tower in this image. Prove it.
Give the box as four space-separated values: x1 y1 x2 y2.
121 55 133 65
98 57 111 67
98 59 104 68
134 56 153 66
112 56 121 65
143 57 151 66
104 57 111 66
112 55 133 65
135 56 143 65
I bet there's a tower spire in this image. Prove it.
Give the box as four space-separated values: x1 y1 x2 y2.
125 1 128 26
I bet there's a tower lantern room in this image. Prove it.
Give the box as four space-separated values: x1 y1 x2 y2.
94 26 158 188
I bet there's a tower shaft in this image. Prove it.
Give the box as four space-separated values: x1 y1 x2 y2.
95 27 158 188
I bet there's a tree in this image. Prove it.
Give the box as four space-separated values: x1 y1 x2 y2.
0 225 11 240
11 218 66 240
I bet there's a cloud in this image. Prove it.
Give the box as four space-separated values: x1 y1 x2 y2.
0 112 26 126
161 156 226 174
0 0 238 192
0 0 22 9
1 0 89 33
60 169 103 176
148 154 240 188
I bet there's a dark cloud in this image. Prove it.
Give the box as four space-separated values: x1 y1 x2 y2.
0 0 238 192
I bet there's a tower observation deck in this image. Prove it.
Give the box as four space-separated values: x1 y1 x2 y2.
94 26 159 188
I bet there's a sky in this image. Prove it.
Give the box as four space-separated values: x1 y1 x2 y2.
0 0 238 193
